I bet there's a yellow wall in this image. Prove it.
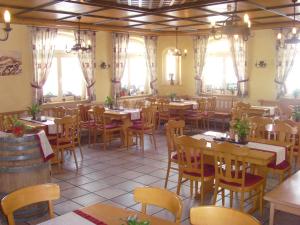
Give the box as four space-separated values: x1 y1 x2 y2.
0 24 280 112
0 24 33 112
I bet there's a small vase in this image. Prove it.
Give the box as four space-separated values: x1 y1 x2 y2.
239 135 248 145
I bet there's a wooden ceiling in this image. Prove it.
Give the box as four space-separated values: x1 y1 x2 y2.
0 0 299 34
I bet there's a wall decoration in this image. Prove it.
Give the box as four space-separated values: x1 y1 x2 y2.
0 51 22 76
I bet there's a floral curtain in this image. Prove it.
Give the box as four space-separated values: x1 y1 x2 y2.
144 36 158 95
193 35 209 96
75 30 96 101
229 35 248 97
31 27 57 103
275 32 297 98
112 33 129 99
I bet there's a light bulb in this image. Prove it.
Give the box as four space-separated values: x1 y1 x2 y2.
211 20 216 28
4 10 10 23
292 27 297 34
184 49 187 54
244 14 249 23
277 32 282 40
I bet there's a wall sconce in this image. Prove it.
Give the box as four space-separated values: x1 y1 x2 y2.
100 62 110 69
0 10 12 41
255 60 267 68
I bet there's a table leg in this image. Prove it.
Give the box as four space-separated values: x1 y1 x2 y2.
121 118 133 148
269 203 275 225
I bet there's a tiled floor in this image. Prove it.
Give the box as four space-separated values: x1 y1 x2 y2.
8 130 300 225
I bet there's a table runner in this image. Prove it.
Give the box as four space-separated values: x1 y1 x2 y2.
36 130 54 161
37 210 107 225
106 109 141 121
21 117 57 134
192 134 285 165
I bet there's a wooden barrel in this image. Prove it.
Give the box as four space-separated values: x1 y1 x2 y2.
0 134 51 221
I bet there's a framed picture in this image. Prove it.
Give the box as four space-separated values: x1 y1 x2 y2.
0 51 22 76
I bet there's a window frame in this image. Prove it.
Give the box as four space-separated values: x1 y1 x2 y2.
162 48 182 86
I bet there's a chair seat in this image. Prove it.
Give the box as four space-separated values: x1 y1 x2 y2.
183 164 215 177
171 152 201 162
50 139 72 146
95 123 121 130
267 160 290 170
80 121 95 128
129 124 153 130
220 173 264 187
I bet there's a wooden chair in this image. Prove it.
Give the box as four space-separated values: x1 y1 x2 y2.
265 122 297 182
157 99 178 128
165 120 185 188
184 98 206 130
133 187 182 223
1 184 60 225
190 206 261 225
93 106 122 150
52 106 66 118
174 135 215 205
122 100 131 108
51 115 80 169
212 142 265 214
127 107 157 152
78 104 95 146
205 97 217 129
248 116 273 139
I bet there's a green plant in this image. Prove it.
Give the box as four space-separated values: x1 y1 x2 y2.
293 105 300 122
121 215 150 225
27 103 41 119
233 118 250 138
293 89 300 99
169 93 176 101
104 96 114 108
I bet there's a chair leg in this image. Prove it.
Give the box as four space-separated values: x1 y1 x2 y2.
240 192 245 212
221 188 225 206
103 131 107 150
140 133 144 152
164 160 171 188
78 144 83 159
212 181 219 205
176 173 182 195
259 185 264 216
152 130 157 150
200 182 204 205
230 190 233 208
190 180 193 197
73 150 79 170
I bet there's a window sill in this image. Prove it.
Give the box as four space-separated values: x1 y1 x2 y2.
42 99 89 108
119 94 151 100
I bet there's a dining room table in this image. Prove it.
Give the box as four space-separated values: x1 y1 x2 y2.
37 203 177 225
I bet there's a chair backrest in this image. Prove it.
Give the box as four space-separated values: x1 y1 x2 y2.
174 135 208 177
122 100 130 108
190 206 261 225
197 98 207 113
135 100 145 109
157 98 170 113
213 142 249 188
52 106 66 118
141 107 156 128
54 115 77 143
165 120 185 154
248 116 273 138
206 97 216 111
1 184 60 225
77 104 91 122
93 106 106 126
134 187 182 223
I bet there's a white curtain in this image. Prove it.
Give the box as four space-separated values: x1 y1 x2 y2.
275 32 297 98
193 35 209 96
31 27 57 104
229 35 248 97
144 36 158 95
112 33 129 99
75 30 96 101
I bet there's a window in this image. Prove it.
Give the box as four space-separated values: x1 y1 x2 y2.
121 36 149 96
202 37 237 94
43 31 87 102
163 49 182 85
285 47 300 96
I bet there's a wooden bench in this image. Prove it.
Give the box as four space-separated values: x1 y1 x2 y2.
264 170 300 225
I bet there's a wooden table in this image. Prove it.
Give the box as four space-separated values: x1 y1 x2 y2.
38 203 177 225
248 106 277 117
168 101 197 119
264 171 300 225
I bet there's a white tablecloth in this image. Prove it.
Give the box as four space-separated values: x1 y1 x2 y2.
192 133 285 165
21 117 57 134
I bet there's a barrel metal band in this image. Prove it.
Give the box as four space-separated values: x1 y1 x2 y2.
0 152 42 161
0 163 49 173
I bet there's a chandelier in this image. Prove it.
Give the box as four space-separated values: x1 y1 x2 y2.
277 0 300 48
0 10 12 41
66 16 91 53
210 2 251 41
170 27 187 57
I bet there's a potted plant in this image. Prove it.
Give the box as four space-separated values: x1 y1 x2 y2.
27 103 41 120
293 105 300 122
232 118 250 144
292 89 300 99
169 93 177 102
104 96 114 109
